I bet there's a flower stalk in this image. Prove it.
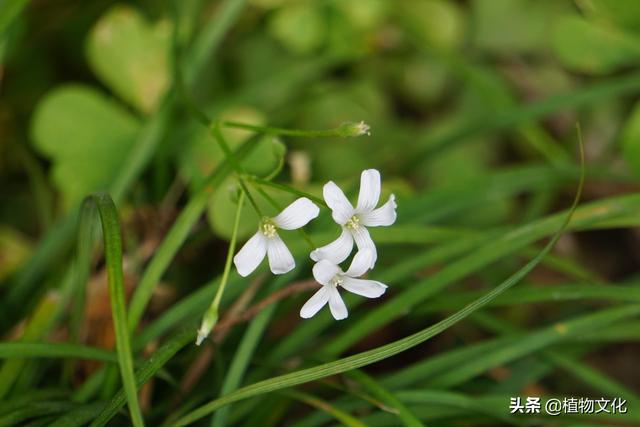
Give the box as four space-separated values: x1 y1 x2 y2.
196 192 245 345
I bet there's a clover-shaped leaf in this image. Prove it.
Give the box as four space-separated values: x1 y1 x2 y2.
86 4 171 114
30 85 140 208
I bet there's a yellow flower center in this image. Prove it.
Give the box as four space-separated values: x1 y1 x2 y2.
345 215 360 230
260 220 277 238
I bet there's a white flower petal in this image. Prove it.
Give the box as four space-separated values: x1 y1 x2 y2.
328 287 348 320
351 226 377 268
356 169 381 212
266 235 295 274
360 194 397 227
312 259 341 285
233 232 267 277
300 286 330 319
341 277 387 298
310 228 354 265
323 181 354 225
272 197 320 230
344 249 375 277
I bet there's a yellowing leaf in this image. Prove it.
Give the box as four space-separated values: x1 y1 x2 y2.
86 5 171 113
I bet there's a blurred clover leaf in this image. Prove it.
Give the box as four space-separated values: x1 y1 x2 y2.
399 0 466 51
552 14 640 74
86 4 171 114
268 1 325 54
30 85 140 208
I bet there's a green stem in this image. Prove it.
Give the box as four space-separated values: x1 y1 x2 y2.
210 123 263 216
196 192 246 345
247 175 327 208
79 193 144 427
221 120 370 138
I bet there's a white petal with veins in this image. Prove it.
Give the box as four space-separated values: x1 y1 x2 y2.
300 286 330 318
266 235 295 274
350 226 377 268
341 277 387 298
344 249 375 277
310 228 354 265
272 197 320 230
233 232 267 277
323 181 354 225
360 194 397 227
356 169 381 212
328 286 348 320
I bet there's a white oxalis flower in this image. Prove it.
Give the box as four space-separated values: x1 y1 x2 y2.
311 169 397 268
300 249 387 320
233 197 319 277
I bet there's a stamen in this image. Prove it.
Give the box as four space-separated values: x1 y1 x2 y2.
260 220 277 238
330 276 343 287
345 215 360 230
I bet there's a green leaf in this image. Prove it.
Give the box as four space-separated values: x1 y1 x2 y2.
78 193 144 427
0 293 59 399
30 85 140 208
86 5 171 113
348 371 424 427
268 2 325 54
281 390 367 427
0 343 116 363
552 15 640 74
0 0 27 39
581 0 640 34
472 0 569 54
620 101 640 177
398 0 466 51
0 227 31 282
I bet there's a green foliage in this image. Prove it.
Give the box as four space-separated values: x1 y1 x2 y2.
86 5 171 114
552 15 640 74
4 0 640 426
30 85 140 208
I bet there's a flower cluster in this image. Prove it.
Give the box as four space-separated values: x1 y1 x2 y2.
233 169 397 319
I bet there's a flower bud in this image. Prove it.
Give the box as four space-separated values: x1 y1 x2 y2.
337 121 370 137
195 304 218 346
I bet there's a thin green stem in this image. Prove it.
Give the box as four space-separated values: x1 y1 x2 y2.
196 192 245 345
247 175 327 208
221 120 370 138
210 123 263 216
214 192 245 309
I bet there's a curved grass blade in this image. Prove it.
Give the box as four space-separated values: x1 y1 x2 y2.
280 390 367 427
347 370 424 427
87 329 193 427
0 343 116 363
79 193 144 427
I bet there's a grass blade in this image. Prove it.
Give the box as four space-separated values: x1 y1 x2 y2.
80 193 144 427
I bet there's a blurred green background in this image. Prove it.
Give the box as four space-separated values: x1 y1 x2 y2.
2 0 640 426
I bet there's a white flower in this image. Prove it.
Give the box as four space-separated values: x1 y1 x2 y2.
300 249 387 320
311 169 397 268
233 197 319 277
